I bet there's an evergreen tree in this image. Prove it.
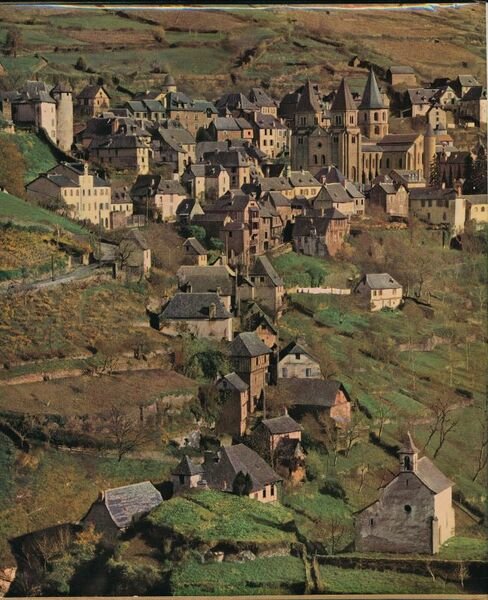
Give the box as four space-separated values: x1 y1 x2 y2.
232 471 253 496
462 154 475 194
429 155 441 188
472 146 487 194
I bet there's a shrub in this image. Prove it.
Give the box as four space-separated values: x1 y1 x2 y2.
74 56 87 71
320 479 348 502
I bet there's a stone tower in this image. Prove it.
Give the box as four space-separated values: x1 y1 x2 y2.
398 431 419 473
52 82 73 153
423 122 436 183
358 69 389 141
162 73 177 94
329 78 361 183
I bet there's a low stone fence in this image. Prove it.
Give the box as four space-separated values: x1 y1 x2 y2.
292 287 351 295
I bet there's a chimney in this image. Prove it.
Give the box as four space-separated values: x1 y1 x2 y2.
441 182 446 189
209 302 217 319
172 171 179 181
84 162 89 176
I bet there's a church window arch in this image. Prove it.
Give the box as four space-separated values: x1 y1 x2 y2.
374 111 379 121
321 155 326 165
313 154 318 165
374 126 380 135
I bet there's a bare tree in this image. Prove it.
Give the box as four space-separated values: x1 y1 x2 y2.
472 421 488 482
314 515 350 555
340 416 363 457
423 397 458 458
357 463 369 493
107 404 149 461
376 403 391 441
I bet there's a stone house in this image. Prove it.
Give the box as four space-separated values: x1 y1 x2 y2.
282 378 352 427
252 414 306 483
406 88 438 118
248 87 278 117
465 195 488 227
76 84 111 117
229 332 271 412
248 255 285 315
165 92 217 136
355 433 455 554
388 169 426 190
26 162 116 228
130 174 187 221
182 237 208 265
409 187 465 233
242 303 278 350
250 112 289 159
458 86 487 125
172 456 204 493
288 169 322 199
208 116 254 142
203 148 253 189
215 372 250 438
152 126 196 175
88 134 151 174
451 74 480 98
313 183 356 219
387 66 417 87
82 481 162 541
368 180 409 219
119 229 151 276
437 150 473 188
278 340 322 379
355 273 403 312
181 162 230 203
292 209 350 257
154 292 233 341
378 133 424 175
173 444 282 503
176 264 236 311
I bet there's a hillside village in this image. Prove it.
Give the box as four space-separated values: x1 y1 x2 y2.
0 4 487 597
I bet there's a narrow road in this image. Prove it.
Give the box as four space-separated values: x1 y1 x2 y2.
1 263 111 295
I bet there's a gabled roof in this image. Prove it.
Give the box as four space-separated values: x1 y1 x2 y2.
252 112 287 130
315 183 352 205
229 332 271 357
160 293 231 320
177 265 234 296
315 165 346 185
249 87 277 108
103 482 162 529
362 273 402 290
416 456 454 494
296 80 322 113
279 340 317 363
77 84 110 100
172 455 203 476
359 70 385 110
215 444 281 492
462 86 486 102
183 237 207 255
289 170 321 188
409 187 456 201
455 74 480 87
250 255 283 287
261 415 302 435
330 78 356 112
217 372 249 393
407 88 438 106
278 378 350 408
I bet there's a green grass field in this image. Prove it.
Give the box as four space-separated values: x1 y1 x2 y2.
0 131 58 183
147 489 296 545
171 555 306 596
0 192 87 235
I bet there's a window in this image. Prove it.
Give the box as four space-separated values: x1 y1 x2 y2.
263 487 267 498
370 518 374 527
374 111 378 121
295 353 301 360
313 154 318 164
352 136 356 144
306 368 312 377
349 115 354 124
374 126 380 135
403 456 411 470
404 504 412 513
282 368 288 377
270 485 275 496
335 116 342 125
179 475 185 484
386 158 390 168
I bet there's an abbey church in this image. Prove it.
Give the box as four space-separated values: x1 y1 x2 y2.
283 70 429 186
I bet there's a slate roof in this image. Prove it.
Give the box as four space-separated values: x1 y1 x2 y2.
279 340 317 362
315 183 353 205
183 237 207 254
249 87 277 108
217 372 249 393
89 135 149 150
216 92 257 112
389 66 415 74
293 211 346 238
213 116 252 131
409 187 456 201
261 415 302 435
103 482 162 529
264 190 291 207
77 84 110 100
253 112 287 130
315 165 346 185
465 194 488 205
259 177 293 192
177 265 234 296
363 273 402 290
172 455 203 476
207 444 281 493
158 127 195 152
330 78 356 112
250 255 283 287
415 456 454 493
456 74 480 87
407 88 438 105
278 378 349 407
461 86 486 101
289 170 321 188
229 332 271 357
296 80 322 114
359 69 385 110
123 229 149 251
160 293 231 320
